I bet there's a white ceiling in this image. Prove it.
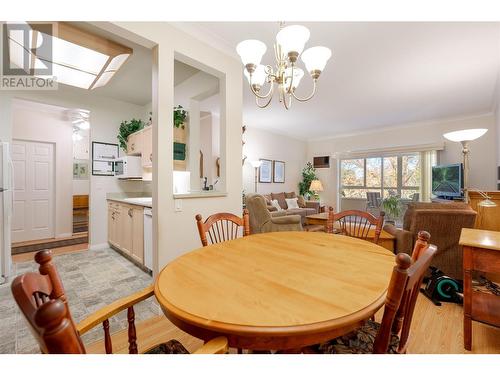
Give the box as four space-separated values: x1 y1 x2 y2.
184 22 500 140
64 23 205 107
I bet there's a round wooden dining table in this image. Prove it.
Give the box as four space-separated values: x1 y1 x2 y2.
154 231 395 351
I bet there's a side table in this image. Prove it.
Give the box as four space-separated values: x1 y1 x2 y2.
459 228 500 351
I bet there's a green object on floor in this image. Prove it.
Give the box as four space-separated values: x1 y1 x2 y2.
173 142 186 161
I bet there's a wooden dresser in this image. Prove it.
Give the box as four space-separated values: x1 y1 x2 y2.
459 228 500 351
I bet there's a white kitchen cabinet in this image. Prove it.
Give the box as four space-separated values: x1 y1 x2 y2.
107 201 144 266
127 131 143 156
141 126 153 168
107 202 120 248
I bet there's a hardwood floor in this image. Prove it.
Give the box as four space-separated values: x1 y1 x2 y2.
406 293 500 353
12 243 88 263
88 294 500 354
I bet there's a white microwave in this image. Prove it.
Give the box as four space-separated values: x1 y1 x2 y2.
114 156 142 179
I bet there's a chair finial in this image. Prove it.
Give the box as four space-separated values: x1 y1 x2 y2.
395 253 412 270
34 250 53 266
417 230 430 242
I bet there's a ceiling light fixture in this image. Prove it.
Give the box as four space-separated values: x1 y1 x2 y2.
6 22 132 90
236 23 332 109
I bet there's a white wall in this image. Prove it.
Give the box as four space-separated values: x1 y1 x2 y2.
496 86 500 188
307 113 498 208
111 22 243 272
243 127 308 195
12 102 74 238
0 86 150 248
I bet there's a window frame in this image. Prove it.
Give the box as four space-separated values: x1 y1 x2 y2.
340 153 421 199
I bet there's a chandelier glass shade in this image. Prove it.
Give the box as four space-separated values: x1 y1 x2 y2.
236 24 332 109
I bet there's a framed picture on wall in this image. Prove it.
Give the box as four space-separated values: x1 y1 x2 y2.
259 159 272 183
273 160 285 183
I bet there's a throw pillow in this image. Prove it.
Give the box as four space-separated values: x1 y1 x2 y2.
286 198 299 209
271 192 288 210
263 194 272 205
284 192 297 199
297 195 307 208
270 199 283 211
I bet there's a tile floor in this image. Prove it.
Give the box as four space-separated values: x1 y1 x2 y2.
0 248 155 354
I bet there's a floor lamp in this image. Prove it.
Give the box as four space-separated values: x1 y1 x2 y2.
250 160 262 193
443 128 488 203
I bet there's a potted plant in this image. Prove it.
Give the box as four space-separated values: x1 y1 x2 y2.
298 162 318 200
382 195 403 225
173 105 188 142
117 118 144 151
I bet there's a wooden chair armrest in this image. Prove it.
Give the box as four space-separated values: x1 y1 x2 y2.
76 285 155 335
192 337 228 354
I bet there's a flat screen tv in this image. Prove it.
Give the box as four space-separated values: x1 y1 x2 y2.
432 163 463 198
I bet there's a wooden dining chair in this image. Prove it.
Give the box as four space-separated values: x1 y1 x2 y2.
196 209 250 247
313 231 436 354
330 209 385 244
11 250 228 354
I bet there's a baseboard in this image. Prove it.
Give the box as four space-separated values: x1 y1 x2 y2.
89 243 110 251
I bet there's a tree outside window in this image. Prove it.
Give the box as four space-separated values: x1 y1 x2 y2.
340 154 421 200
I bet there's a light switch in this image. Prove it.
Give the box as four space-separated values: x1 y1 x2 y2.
174 199 182 212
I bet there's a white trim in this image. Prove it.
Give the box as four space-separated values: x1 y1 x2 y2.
90 242 110 251
55 232 73 239
307 112 494 142
337 142 444 159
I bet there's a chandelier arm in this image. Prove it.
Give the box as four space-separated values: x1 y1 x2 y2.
282 89 292 110
286 63 295 94
255 92 274 108
254 82 275 107
248 76 275 99
291 79 318 102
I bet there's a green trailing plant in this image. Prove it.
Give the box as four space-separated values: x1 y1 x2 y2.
174 105 187 129
298 162 318 198
382 195 402 221
117 118 144 151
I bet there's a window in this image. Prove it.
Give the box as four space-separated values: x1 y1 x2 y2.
340 154 421 200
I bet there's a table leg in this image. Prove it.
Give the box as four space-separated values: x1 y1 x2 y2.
463 247 472 351
464 315 472 351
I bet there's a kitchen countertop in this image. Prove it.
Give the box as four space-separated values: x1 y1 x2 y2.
107 193 152 208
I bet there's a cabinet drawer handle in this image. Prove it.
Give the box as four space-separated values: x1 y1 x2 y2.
128 209 133 217
131 144 135 151
149 153 152 162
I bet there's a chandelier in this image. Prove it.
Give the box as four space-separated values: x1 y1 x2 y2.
236 23 332 109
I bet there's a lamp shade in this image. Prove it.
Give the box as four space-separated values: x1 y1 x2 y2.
443 128 488 142
244 64 267 86
276 25 310 56
236 39 267 66
478 198 497 208
301 46 332 73
309 179 324 192
284 67 304 91
250 160 263 168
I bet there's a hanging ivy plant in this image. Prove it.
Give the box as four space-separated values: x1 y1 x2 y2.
117 118 144 151
174 105 187 129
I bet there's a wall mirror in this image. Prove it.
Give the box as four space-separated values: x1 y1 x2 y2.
172 56 224 196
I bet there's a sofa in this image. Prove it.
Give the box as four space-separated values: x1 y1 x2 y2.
261 192 320 225
383 201 477 280
245 194 303 234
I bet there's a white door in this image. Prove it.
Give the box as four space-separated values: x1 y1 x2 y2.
11 140 55 243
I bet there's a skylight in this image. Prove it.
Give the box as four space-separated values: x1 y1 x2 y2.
6 22 132 90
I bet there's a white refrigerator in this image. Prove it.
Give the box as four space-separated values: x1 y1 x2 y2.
0 142 12 284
